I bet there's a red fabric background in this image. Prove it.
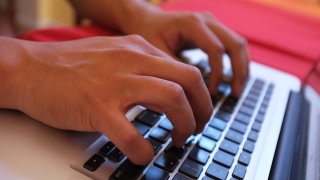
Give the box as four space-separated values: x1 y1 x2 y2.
160 0 320 81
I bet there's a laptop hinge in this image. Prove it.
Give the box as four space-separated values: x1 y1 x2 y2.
269 91 310 180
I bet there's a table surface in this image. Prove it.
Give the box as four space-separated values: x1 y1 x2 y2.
0 109 98 180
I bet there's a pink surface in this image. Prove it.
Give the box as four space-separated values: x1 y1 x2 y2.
21 26 115 42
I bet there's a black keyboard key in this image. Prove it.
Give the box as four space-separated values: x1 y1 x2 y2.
149 127 170 143
246 93 259 102
135 109 161 127
230 178 238 180
261 100 269 108
225 95 238 105
264 94 272 102
110 159 146 180
230 121 247 134
235 113 251 125
251 122 262 132
252 83 264 91
197 136 216 152
238 152 251 166
213 150 234 168
142 166 169 180
268 83 275 90
107 147 125 162
215 110 232 122
209 118 227 131
83 154 105 171
98 141 115 157
219 139 239 155
185 135 195 147
206 162 229 180
164 142 187 159
243 140 255 153
255 113 265 123
258 106 268 115
253 79 265 87
202 176 213 180
159 117 173 131
239 106 254 117
132 121 149 136
249 88 261 96
212 91 224 106
188 147 210 165
147 138 162 155
248 130 258 142
173 173 193 180
220 96 238 113
203 126 221 141
154 153 179 173
232 164 247 179
243 99 257 109
225 130 243 144
179 159 203 179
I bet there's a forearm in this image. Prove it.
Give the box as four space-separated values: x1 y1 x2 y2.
0 37 28 109
68 0 161 33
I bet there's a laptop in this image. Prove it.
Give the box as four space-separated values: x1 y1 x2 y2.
69 49 318 180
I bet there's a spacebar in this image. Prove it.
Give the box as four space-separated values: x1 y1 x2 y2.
110 159 146 180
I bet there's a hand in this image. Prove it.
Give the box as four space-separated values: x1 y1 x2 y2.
12 36 213 164
122 10 249 97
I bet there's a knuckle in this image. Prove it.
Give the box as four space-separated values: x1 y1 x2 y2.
125 34 147 44
185 65 203 84
214 43 225 55
233 36 247 50
165 82 186 105
185 12 203 24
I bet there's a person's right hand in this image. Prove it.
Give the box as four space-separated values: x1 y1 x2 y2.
11 36 213 165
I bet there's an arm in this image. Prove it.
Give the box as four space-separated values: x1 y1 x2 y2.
0 35 212 165
68 0 158 33
0 37 26 109
69 0 249 97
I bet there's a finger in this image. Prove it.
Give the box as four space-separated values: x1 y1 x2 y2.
133 53 213 133
201 13 249 97
96 108 154 165
124 75 196 146
123 35 175 60
179 15 225 95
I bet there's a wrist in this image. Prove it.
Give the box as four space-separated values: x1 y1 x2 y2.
0 37 30 110
116 0 162 34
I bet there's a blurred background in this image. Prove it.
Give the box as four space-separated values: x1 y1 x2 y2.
0 0 319 37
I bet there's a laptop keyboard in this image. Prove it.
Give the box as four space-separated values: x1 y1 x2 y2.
82 78 274 180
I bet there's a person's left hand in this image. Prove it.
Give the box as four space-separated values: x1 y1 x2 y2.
122 10 249 98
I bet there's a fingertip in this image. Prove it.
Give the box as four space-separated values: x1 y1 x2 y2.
100 112 154 166
208 76 218 95
231 79 245 98
128 140 154 165
194 126 205 134
171 130 190 147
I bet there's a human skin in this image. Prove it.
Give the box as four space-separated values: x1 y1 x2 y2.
0 36 212 165
69 0 249 96
0 0 248 165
